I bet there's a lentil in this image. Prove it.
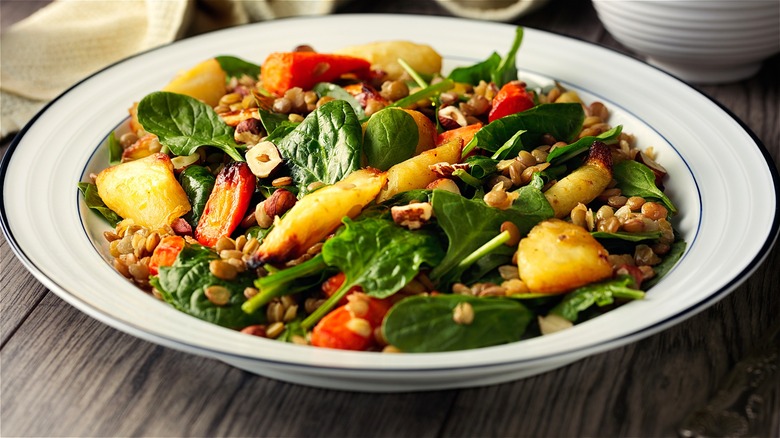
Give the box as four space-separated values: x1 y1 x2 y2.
452 302 475 325
272 176 293 187
346 318 372 338
204 285 230 306
265 322 285 339
500 221 521 246
209 259 238 280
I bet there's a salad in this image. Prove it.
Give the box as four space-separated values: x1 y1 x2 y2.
79 27 685 353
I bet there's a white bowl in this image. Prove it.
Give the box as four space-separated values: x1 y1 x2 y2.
592 0 780 83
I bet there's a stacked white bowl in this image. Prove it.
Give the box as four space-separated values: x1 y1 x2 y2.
592 0 780 83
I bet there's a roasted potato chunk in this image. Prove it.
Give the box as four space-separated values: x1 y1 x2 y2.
544 141 613 218
96 153 191 229
376 137 462 203
249 168 387 264
335 40 442 80
517 219 613 294
162 58 226 107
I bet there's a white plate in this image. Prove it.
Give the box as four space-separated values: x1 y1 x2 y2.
2 15 778 392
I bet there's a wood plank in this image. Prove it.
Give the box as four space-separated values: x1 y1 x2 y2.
0 232 49 346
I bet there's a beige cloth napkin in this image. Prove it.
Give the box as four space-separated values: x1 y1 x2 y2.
0 0 548 139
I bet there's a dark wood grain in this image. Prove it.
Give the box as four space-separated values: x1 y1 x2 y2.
2 0 778 436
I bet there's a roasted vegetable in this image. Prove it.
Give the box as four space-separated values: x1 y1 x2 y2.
376 137 462 203
194 162 256 247
436 122 482 147
148 235 186 275
95 153 191 229
516 219 613 294
179 165 216 228
260 52 371 96
543 141 613 218
162 58 227 107
488 80 535 122
248 168 387 264
334 40 442 80
310 294 391 350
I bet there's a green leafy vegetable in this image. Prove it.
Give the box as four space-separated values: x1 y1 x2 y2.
179 165 216 228
447 27 523 88
152 245 264 329
136 91 244 162
464 155 499 180
301 217 444 328
591 230 663 242
77 182 121 226
614 160 677 214
546 125 622 165
107 131 122 165
275 99 362 195
383 295 533 352
429 188 554 284
313 82 366 120
549 276 645 322
462 103 585 157
256 107 293 138
215 55 260 81
491 129 525 160
363 108 419 170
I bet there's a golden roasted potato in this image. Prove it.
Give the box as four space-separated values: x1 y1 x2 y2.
376 137 462 203
249 168 387 264
96 153 191 229
544 141 613 218
517 219 613 294
121 133 162 162
334 41 442 80
162 58 226 107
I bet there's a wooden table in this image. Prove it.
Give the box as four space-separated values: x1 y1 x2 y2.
2 0 778 436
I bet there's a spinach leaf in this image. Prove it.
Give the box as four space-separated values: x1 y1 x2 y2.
363 108 419 170
301 216 444 328
614 160 677 214
546 125 622 166
179 165 216 228
136 91 244 162
256 107 292 137
492 26 523 88
491 130 525 160
464 155 499 180
447 26 523 88
429 188 553 284
77 182 122 226
215 55 260 81
107 131 122 165
448 52 501 86
313 82 366 120
153 245 264 329
378 189 433 206
643 239 686 288
549 275 645 322
462 103 585 157
242 254 329 314
383 295 533 352
275 99 362 195
461 244 516 285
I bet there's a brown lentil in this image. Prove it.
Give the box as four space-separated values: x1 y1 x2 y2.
225 257 247 272
531 147 549 163
291 335 309 345
517 150 537 168
283 305 298 322
265 322 285 339
204 285 231 306
635 244 662 266
304 297 326 314
641 202 668 220
508 160 526 186
478 285 507 297
234 235 248 252
215 236 235 253
484 188 510 209
570 203 589 229
242 238 261 256
380 80 410 101
622 218 646 233
598 216 621 233
500 221 521 246
589 101 609 120
502 278 529 295
267 301 285 323
209 259 238 280
452 283 472 295
220 249 244 260
608 195 628 208
243 287 259 299
625 196 646 211
452 302 475 325
272 176 293 187
345 318 372 338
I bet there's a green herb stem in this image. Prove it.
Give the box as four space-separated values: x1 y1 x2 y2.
452 169 482 187
300 279 354 330
242 254 327 314
390 79 453 109
456 230 510 272
397 58 428 88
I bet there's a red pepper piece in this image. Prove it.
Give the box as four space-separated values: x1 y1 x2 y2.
148 235 185 275
488 81 535 123
310 297 392 351
435 122 482 146
260 52 371 96
321 272 362 306
195 162 256 247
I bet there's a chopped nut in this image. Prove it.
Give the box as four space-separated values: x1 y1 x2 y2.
264 188 297 219
538 314 573 335
425 178 461 195
234 118 264 145
438 105 468 129
429 162 470 178
452 301 475 325
391 202 433 230
245 141 282 178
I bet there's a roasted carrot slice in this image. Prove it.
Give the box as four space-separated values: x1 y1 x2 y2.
310 296 392 351
194 162 256 247
148 235 185 275
260 52 371 96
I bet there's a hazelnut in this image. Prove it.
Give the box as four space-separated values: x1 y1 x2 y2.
264 188 297 219
245 141 282 178
438 106 468 130
391 202 433 230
